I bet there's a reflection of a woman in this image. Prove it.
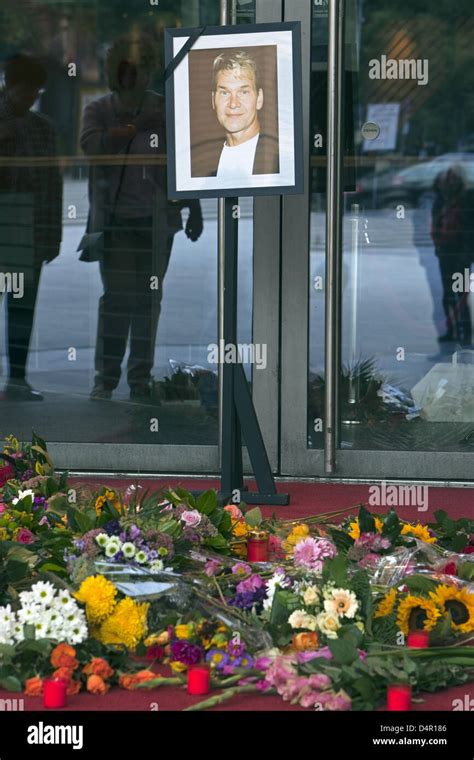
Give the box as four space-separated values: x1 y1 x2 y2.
80 34 203 402
431 166 473 348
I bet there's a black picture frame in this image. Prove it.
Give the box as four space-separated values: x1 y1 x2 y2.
164 22 303 199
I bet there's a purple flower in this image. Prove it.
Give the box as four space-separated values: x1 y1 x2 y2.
170 641 203 665
38 515 50 528
129 524 141 541
293 538 337 571
205 649 230 670
227 641 246 657
33 496 46 511
21 469 35 482
236 574 265 594
232 654 254 669
204 559 222 576
181 510 202 528
231 562 252 576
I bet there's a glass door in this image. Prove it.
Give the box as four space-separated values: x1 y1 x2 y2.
0 0 281 474
281 0 474 480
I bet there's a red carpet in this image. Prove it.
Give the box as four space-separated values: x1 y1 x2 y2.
3 479 472 711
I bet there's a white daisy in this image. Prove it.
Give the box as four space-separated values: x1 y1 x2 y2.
323 588 359 619
17 604 41 624
32 581 56 606
66 624 88 645
121 542 136 559
149 559 164 573
135 550 148 564
0 605 14 626
18 590 34 605
263 572 290 612
95 533 109 548
55 591 76 612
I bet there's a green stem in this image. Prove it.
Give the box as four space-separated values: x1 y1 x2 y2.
184 684 260 711
134 677 184 689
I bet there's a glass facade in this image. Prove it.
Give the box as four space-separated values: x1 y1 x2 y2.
308 0 474 456
0 0 255 449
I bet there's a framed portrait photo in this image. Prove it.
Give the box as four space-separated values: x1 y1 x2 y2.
165 22 303 199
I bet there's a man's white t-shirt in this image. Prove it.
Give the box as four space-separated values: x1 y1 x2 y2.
216 133 259 178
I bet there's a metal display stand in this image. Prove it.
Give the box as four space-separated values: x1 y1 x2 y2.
218 197 289 506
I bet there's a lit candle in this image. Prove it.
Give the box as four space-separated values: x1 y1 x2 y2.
387 684 411 711
407 631 429 649
247 530 269 562
187 665 210 696
43 678 68 709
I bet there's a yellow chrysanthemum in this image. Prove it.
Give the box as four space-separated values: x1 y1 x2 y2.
396 594 441 635
98 597 149 650
374 588 397 618
429 585 474 634
232 520 250 538
75 575 117 624
401 523 437 544
282 524 311 555
175 624 194 640
348 517 383 540
95 490 123 516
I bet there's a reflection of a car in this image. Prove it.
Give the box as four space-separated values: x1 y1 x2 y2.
350 153 474 209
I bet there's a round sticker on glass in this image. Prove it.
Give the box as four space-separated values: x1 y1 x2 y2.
361 121 380 141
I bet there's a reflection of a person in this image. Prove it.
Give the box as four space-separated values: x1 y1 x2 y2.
431 166 473 347
80 34 203 402
0 54 62 401
192 50 279 178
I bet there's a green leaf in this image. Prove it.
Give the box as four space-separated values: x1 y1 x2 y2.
458 563 474 582
244 507 262 528
206 535 228 550
5 559 29 582
196 490 218 515
322 554 349 586
328 638 359 665
23 624 35 641
402 575 438 594
270 589 300 626
37 563 65 574
0 676 22 692
382 510 401 542
358 505 376 534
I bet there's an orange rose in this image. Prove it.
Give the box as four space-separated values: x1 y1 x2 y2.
51 644 78 671
119 670 157 690
86 675 109 695
224 504 243 521
24 676 43 697
66 679 82 696
52 667 75 681
292 632 319 651
83 658 114 680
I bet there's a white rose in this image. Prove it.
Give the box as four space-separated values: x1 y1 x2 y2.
303 586 320 606
316 611 341 639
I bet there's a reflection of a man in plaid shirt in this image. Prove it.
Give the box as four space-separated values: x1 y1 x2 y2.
0 54 62 401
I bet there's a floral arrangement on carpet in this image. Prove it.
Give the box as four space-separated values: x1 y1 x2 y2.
1 432 474 710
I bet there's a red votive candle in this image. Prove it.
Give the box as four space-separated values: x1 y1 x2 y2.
387 684 411 711
187 665 210 696
43 678 68 709
247 530 269 562
407 631 430 649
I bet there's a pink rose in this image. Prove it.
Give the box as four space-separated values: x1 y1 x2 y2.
180 510 202 527
0 503 7 514
16 528 35 545
224 504 243 521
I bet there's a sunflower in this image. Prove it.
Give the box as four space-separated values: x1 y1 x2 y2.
401 523 437 544
374 588 397 618
429 585 474 633
348 516 383 540
396 594 441 635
